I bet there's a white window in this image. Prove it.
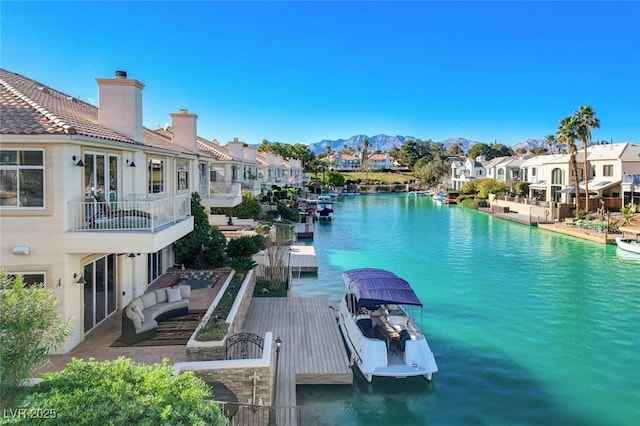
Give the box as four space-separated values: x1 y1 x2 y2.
177 159 189 191
148 158 165 194
0 149 44 208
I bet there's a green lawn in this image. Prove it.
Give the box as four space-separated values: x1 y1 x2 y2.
307 170 416 184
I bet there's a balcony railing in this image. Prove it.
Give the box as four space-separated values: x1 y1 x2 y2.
68 194 191 232
209 183 235 194
622 174 640 185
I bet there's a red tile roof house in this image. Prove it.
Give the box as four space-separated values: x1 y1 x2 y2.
0 68 298 353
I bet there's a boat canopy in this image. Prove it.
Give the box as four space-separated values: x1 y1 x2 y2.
342 268 423 308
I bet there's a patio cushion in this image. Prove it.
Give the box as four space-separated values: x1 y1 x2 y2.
131 303 145 323
124 306 142 329
131 298 144 315
167 287 182 303
154 288 168 304
179 285 191 299
141 292 157 308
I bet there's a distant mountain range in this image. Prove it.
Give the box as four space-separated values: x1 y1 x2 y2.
307 135 547 155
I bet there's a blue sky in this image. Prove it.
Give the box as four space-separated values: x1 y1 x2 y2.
2 1 639 146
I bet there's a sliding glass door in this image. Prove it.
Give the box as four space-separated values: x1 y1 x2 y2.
83 254 117 334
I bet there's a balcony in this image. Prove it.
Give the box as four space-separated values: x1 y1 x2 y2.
65 194 194 254
199 182 242 208
622 174 640 185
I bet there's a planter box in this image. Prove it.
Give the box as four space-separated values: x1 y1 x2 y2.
186 268 257 361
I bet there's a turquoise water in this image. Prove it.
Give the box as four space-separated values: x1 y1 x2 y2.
292 194 640 426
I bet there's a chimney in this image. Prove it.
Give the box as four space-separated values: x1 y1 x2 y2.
227 138 244 160
170 109 198 153
244 145 257 163
96 71 144 142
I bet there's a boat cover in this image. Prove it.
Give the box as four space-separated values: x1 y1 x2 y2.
343 268 423 308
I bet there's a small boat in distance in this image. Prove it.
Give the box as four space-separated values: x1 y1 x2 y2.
337 268 438 382
315 195 334 221
615 237 640 255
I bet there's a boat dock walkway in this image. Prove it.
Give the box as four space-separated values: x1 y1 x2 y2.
289 245 318 273
241 297 352 425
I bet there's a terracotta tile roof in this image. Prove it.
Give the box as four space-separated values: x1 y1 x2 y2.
0 68 229 160
196 136 233 161
368 153 389 160
0 68 141 145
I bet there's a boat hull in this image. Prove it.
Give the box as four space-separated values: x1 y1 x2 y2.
615 237 640 254
337 298 437 382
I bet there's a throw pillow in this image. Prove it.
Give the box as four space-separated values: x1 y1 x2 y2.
131 304 145 323
166 287 182 303
125 307 142 329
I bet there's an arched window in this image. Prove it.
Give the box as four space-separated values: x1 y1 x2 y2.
551 168 563 185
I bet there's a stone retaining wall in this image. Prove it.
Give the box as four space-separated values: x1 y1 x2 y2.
175 332 276 407
186 268 257 361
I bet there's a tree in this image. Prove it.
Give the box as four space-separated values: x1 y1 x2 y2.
7 357 226 425
263 224 294 291
226 234 265 260
476 178 509 199
231 190 261 219
467 143 490 160
544 134 557 155
361 138 369 171
1 270 71 403
413 157 449 186
173 193 227 269
460 180 479 195
557 116 580 210
574 105 600 212
326 170 345 187
515 181 530 197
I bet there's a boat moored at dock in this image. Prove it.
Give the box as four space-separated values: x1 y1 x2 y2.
337 268 438 382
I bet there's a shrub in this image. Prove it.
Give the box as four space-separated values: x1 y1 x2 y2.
7 357 227 425
228 257 258 278
1 270 71 403
195 320 230 341
174 193 227 269
460 198 480 209
226 235 265 260
195 274 244 342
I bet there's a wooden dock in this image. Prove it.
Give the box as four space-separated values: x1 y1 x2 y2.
241 297 352 425
289 245 318 273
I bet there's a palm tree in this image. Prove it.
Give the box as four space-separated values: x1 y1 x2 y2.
544 134 556 155
574 105 600 212
362 138 369 171
557 115 580 211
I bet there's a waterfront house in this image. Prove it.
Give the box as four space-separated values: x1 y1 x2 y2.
0 69 241 352
450 156 485 190
367 152 394 170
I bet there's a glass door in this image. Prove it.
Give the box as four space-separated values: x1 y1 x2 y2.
84 152 119 202
83 254 118 334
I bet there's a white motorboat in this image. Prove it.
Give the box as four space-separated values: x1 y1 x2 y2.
337 268 438 382
615 237 640 255
315 196 334 221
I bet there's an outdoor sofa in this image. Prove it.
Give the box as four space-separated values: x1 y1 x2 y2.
121 285 191 345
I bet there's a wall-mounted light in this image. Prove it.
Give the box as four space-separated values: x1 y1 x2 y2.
126 159 136 168
73 273 87 285
72 155 85 167
11 245 30 255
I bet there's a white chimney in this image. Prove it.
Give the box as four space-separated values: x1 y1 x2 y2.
96 71 144 142
170 109 198 153
244 145 257 163
227 138 244 160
